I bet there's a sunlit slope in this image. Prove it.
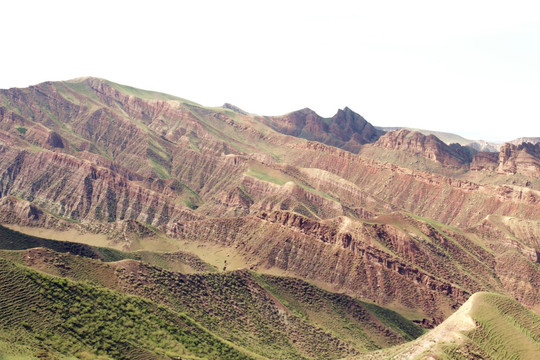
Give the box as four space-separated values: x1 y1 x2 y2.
0 243 424 359
0 258 255 360
349 292 540 360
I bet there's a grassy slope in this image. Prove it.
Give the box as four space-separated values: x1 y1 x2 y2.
14 251 422 359
0 228 424 359
0 224 215 273
254 274 424 351
349 292 540 360
0 258 255 360
441 292 540 359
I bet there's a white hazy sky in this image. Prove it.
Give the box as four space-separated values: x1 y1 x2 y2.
2 0 540 142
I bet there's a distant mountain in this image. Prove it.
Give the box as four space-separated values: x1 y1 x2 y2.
508 136 540 145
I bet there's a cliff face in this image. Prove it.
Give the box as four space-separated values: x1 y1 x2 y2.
373 129 473 168
171 210 522 319
497 142 540 178
0 146 200 231
470 142 540 178
373 130 540 179
471 151 499 171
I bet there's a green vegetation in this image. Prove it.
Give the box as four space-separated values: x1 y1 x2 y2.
113 268 362 359
147 139 172 179
443 293 540 359
0 258 252 359
61 80 102 103
0 229 423 360
354 292 540 360
15 126 27 134
102 79 199 105
184 198 198 210
255 274 424 352
245 166 289 185
188 133 202 153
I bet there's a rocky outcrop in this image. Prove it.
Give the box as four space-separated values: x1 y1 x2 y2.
171 211 512 318
374 129 474 167
497 142 540 178
260 107 382 153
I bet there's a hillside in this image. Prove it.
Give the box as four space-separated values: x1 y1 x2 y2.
349 292 540 359
0 257 255 360
0 229 425 359
0 77 539 357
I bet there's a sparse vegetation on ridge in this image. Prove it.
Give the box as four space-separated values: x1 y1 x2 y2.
0 258 255 360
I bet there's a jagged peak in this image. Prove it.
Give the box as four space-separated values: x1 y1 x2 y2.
332 107 371 124
334 106 358 116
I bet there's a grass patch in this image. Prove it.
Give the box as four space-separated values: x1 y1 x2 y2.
245 165 289 185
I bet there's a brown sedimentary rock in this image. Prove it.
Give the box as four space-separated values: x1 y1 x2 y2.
471 151 499 171
260 107 382 153
374 129 472 167
497 142 540 178
1 77 540 320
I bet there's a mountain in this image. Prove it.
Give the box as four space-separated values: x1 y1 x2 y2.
260 106 384 153
372 129 475 167
376 126 501 152
509 137 540 146
368 128 540 178
1 77 539 358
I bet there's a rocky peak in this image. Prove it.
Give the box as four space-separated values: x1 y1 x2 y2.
330 107 382 143
260 107 382 153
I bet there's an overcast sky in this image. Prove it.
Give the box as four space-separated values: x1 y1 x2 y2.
2 0 539 142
